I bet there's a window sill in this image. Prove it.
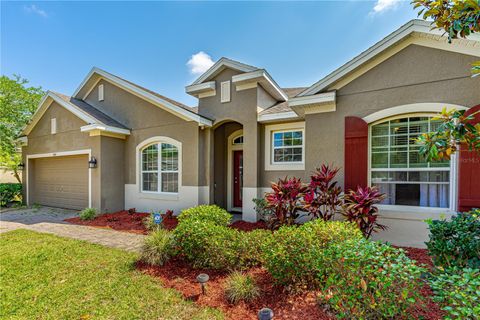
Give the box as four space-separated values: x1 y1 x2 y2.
139 192 179 201
377 204 456 221
265 163 305 171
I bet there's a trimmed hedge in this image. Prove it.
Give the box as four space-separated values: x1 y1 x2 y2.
426 209 480 269
321 239 423 319
177 205 232 226
0 183 22 207
261 220 363 288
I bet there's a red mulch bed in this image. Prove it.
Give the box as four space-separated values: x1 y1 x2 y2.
65 210 265 233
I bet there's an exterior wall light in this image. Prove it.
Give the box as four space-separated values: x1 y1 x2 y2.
88 156 97 169
17 163 25 170
196 273 209 295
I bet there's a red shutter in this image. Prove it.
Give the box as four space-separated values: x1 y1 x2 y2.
344 116 368 191
458 104 480 211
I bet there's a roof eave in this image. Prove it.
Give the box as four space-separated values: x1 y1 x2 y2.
232 70 288 102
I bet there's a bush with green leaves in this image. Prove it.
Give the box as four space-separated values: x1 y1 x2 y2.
429 267 480 320
140 229 176 266
426 209 480 268
173 217 271 270
177 205 231 226
0 183 22 207
261 219 362 289
320 239 424 319
224 271 260 304
79 208 96 221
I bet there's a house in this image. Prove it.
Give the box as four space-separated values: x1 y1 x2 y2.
20 20 479 247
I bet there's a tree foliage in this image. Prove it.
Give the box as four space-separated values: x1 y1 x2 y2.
0 75 44 182
416 108 480 161
412 0 480 76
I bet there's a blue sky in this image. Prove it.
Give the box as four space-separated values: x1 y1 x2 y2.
1 1 418 106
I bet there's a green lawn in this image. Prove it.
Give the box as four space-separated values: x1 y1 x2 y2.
0 229 222 320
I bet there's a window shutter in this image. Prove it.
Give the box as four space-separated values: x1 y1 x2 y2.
98 84 104 101
458 104 480 211
221 81 230 103
344 116 368 191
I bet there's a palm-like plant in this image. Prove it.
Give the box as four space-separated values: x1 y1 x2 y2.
302 164 342 221
342 186 387 239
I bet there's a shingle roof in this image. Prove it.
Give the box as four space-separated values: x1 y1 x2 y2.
258 87 307 116
53 92 129 129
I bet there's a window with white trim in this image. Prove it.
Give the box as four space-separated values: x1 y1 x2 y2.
370 116 450 208
141 143 179 193
272 130 304 163
232 135 243 145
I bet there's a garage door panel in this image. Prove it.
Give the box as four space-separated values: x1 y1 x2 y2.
32 155 88 210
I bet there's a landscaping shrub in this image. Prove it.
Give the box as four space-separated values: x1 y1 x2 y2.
320 239 423 319
79 208 96 220
144 212 164 232
177 205 231 227
426 209 480 268
261 219 362 289
264 177 308 229
252 197 274 221
302 164 342 221
140 229 176 266
224 271 260 304
174 216 270 270
342 186 387 238
0 183 22 207
429 267 480 320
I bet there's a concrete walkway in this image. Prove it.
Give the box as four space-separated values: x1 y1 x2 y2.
0 207 145 252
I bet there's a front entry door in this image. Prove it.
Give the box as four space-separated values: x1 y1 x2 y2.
233 150 243 208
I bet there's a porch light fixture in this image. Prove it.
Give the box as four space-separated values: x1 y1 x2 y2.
88 156 97 169
17 163 25 170
196 273 209 295
258 308 274 320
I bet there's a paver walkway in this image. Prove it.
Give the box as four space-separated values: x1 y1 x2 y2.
0 207 145 252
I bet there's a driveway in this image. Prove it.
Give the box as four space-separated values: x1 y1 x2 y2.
0 206 145 252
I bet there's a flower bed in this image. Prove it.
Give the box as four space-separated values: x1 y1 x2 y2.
137 247 444 320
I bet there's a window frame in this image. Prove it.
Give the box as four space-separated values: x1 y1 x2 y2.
271 129 304 165
264 122 305 171
137 137 182 195
368 113 457 211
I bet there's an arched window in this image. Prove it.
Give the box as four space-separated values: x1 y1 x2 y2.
141 142 179 193
232 135 243 145
370 115 450 208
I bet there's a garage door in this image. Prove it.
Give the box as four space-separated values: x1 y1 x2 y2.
31 155 88 210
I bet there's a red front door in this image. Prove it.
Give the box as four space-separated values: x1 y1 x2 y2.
233 150 243 208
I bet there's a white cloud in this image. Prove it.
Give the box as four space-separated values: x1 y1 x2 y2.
24 4 48 18
372 0 401 14
187 51 215 75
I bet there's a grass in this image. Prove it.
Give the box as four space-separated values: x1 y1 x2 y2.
0 229 223 320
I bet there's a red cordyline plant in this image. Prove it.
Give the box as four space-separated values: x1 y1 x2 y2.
342 186 387 239
265 176 308 230
302 164 343 221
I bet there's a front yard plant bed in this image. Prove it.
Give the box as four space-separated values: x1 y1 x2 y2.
65 209 265 233
136 248 444 320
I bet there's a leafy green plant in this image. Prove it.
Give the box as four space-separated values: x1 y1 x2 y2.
429 267 480 320
144 212 164 232
302 164 343 221
236 229 272 268
264 177 308 229
342 186 387 239
177 205 231 226
252 198 274 221
79 208 96 221
261 219 362 289
0 183 22 207
320 239 424 319
140 229 176 266
416 108 480 162
224 272 260 304
426 209 480 268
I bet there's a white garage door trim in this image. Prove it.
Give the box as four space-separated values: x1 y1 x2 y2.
26 149 92 208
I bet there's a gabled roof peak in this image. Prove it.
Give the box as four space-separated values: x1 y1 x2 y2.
191 57 259 85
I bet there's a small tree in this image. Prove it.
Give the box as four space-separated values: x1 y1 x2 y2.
0 75 44 182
